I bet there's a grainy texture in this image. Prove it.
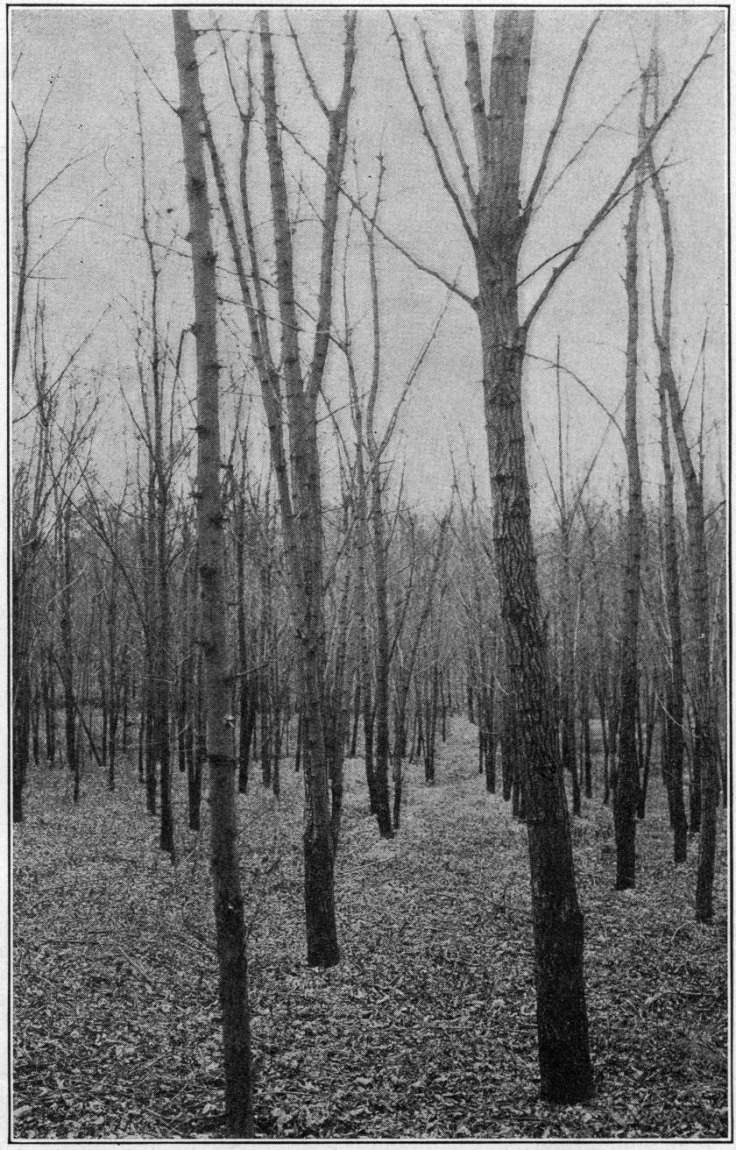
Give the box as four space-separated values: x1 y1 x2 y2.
13 716 727 1140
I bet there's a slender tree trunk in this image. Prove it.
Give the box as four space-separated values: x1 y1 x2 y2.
580 678 593 800
60 506 80 802
483 670 496 794
12 573 31 822
42 651 56 767
256 11 355 965
648 115 717 919
370 459 394 836
234 472 251 794
349 681 361 760
352 388 380 821
614 68 648 890
174 12 252 1133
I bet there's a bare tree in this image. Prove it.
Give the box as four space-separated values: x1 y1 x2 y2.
389 8 716 1098
614 62 649 889
174 10 252 1133
198 10 356 966
647 83 720 921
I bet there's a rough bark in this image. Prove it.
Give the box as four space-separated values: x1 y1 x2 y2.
468 10 594 1100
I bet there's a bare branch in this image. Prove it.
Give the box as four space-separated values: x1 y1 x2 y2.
524 23 720 334
307 10 357 402
462 11 489 198
27 150 93 208
126 34 179 116
523 13 601 218
273 101 478 309
525 350 626 444
388 13 477 249
286 13 329 118
418 18 476 208
540 76 640 210
378 282 455 459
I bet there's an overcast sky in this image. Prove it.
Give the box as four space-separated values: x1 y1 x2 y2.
10 5 726 522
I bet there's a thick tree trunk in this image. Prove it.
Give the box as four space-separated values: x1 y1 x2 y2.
174 11 252 1134
470 10 593 1102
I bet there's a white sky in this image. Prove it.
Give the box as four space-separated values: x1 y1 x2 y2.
10 5 727 521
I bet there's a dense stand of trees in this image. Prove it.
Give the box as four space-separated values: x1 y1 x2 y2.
12 7 725 1136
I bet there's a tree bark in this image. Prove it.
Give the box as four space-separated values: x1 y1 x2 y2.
614 65 648 890
647 105 717 918
257 10 356 965
468 10 594 1100
174 11 252 1134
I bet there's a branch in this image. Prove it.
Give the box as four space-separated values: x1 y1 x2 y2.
524 23 721 333
286 13 329 118
378 281 455 459
418 18 476 207
126 35 179 116
539 76 640 210
523 13 601 218
307 10 357 403
462 11 489 200
388 13 477 250
27 150 93 209
274 103 477 309
525 350 626 444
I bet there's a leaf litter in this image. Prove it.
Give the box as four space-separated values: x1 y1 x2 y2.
13 716 728 1140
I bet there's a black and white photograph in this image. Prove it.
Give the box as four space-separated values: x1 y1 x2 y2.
10 4 728 1142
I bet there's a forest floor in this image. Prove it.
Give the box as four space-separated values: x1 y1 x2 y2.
13 716 730 1141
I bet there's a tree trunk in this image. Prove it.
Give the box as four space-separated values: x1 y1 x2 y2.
251 11 356 965
370 452 394 836
174 12 253 1134
42 651 56 767
614 68 648 890
648 116 717 919
60 506 80 803
468 10 593 1100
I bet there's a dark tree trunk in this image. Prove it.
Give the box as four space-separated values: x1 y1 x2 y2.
60 507 80 803
174 12 253 1133
42 652 57 767
350 681 361 760
648 123 717 919
614 70 648 891
370 455 394 837
464 9 593 1100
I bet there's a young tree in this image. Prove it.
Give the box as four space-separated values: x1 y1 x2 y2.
391 9 594 1098
198 10 356 966
174 10 252 1133
390 7 716 1099
614 65 649 891
647 95 720 921
654 377 688 862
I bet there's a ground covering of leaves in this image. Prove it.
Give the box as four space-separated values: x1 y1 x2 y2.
13 717 729 1141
